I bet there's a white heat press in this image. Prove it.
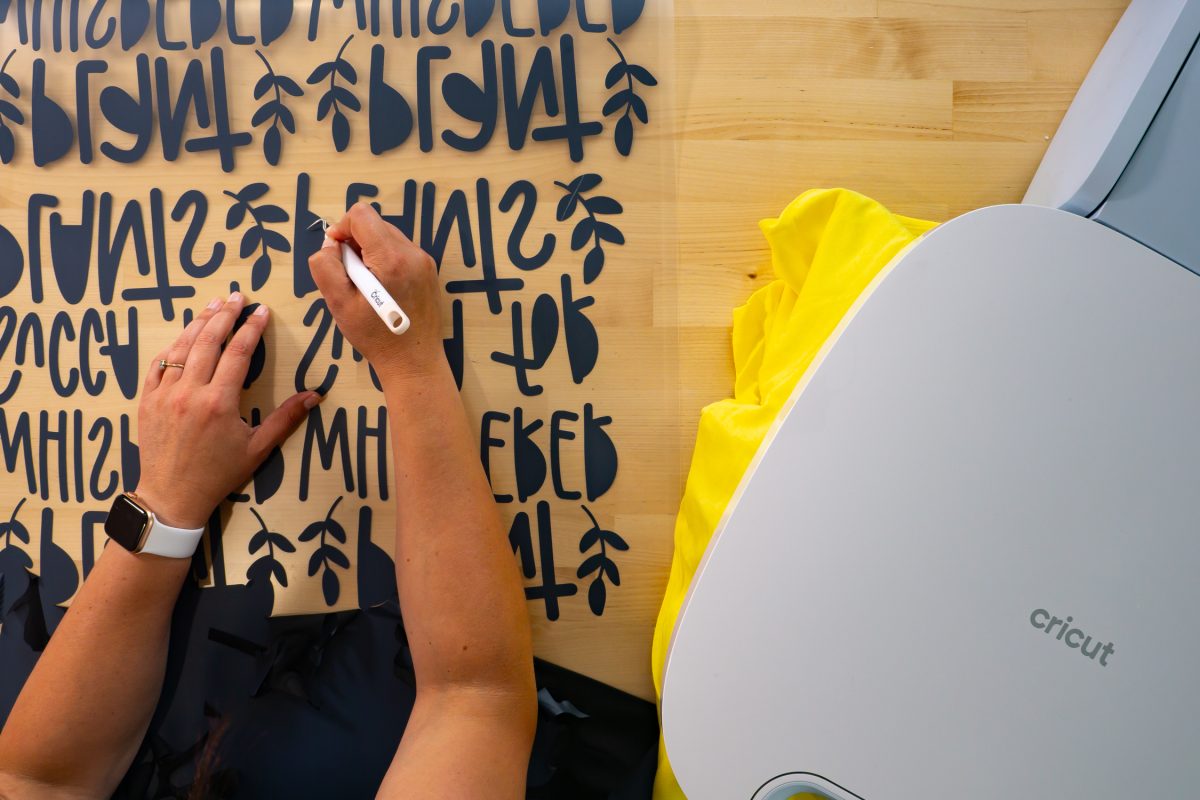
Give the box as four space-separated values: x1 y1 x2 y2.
661 1 1200 798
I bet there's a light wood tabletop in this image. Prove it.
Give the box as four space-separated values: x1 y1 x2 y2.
647 0 1129 701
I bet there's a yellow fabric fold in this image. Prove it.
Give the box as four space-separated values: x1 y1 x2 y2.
651 188 937 799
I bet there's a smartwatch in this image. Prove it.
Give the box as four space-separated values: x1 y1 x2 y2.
104 492 205 559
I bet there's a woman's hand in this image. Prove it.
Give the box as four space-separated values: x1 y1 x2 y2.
308 202 446 385
134 293 323 529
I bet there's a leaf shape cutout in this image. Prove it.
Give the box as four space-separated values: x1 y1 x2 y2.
322 567 339 605
628 93 649 124
575 174 603 193
263 124 281 165
307 61 335 84
594 221 625 246
556 192 578 222
0 72 20 99
256 204 289 224
335 59 357 84
317 92 334 121
269 532 296 553
602 529 630 550
248 528 268 554
251 102 277 128
583 247 605 285
261 229 292 253
577 553 603 578
628 64 658 86
9 519 29 545
326 517 347 544
276 76 304 97
251 253 271 291
615 115 633 156
240 227 262 259
299 521 323 542
332 110 350 151
605 62 626 90
325 547 350 569
270 559 288 587
571 218 594 251
226 201 246 230
241 182 270 202
0 100 23 124
588 578 606 615
585 195 623 216
333 85 360 111
603 89 632 118
579 527 600 552
277 105 296 133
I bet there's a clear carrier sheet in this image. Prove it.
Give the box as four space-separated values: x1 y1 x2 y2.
0 0 677 699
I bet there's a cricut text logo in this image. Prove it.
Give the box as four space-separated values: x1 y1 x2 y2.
1030 609 1115 667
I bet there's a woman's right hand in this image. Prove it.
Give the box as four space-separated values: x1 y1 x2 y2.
308 202 446 385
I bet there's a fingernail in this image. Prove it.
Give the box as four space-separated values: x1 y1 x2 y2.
253 304 268 318
322 235 337 250
206 296 222 310
303 392 323 409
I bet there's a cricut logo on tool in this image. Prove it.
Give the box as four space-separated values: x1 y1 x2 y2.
370 290 384 307
1029 609 1115 666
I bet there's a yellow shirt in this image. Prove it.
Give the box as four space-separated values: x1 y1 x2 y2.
651 188 936 799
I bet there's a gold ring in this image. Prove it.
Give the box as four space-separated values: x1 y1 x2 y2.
159 360 186 370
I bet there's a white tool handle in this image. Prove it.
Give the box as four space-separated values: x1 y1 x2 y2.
341 242 410 335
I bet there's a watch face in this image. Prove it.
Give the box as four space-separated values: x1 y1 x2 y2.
105 494 150 552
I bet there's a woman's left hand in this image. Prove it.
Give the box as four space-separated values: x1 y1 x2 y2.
133 292 323 529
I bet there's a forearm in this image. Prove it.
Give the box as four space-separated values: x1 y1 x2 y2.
383 363 535 702
0 543 189 796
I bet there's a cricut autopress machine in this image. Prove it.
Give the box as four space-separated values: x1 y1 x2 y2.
661 1 1200 798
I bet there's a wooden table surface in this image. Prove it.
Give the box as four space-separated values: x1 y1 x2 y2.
649 0 1128 695
672 0 1128 427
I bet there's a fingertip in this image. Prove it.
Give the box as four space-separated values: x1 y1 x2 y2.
303 390 324 410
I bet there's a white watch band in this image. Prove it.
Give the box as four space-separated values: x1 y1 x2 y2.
141 515 204 559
